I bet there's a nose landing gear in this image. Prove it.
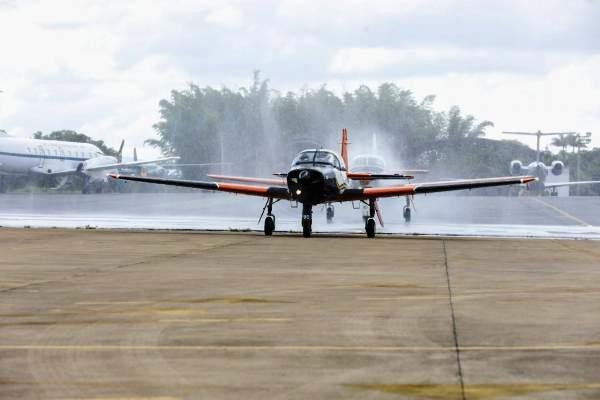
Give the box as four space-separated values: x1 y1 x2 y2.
302 202 312 238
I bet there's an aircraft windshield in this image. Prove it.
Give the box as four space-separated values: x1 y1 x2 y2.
292 151 337 167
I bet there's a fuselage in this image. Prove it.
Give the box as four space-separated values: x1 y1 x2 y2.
510 160 564 192
286 149 348 205
0 136 109 179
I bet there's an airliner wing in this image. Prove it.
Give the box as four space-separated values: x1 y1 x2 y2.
108 174 290 199
84 157 180 171
338 176 537 201
544 180 600 189
207 174 287 186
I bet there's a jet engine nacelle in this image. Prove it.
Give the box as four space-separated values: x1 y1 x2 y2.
551 160 564 176
510 160 523 176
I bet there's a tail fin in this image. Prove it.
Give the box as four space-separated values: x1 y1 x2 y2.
117 139 125 163
340 128 349 169
133 147 138 162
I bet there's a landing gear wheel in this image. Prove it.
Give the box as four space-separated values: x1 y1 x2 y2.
365 217 376 238
264 215 275 236
302 203 312 238
302 218 312 238
326 205 334 223
403 207 411 222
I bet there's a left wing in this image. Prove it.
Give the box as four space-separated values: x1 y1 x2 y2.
338 176 537 201
84 157 180 171
108 174 290 199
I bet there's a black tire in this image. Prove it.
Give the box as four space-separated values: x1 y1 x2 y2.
264 216 275 236
403 207 411 222
365 218 376 238
326 206 334 223
302 218 311 238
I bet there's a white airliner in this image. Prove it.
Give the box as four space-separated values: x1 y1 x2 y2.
0 131 178 193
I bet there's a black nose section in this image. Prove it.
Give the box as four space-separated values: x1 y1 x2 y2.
287 169 325 204
299 169 311 182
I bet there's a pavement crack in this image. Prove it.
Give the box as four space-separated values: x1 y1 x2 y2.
442 239 466 400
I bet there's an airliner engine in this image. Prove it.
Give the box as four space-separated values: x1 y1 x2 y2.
551 160 564 176
510 160 523 175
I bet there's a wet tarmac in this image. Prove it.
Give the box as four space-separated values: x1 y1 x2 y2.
0 192 599 239
1 229 599 399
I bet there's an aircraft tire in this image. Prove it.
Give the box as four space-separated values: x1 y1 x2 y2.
403 207 411 222
302 219 311 238
264 215 275 236
326 206 334 223
366 218 376 238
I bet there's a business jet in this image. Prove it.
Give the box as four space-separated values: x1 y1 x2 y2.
110 128 535 238
0 131 178 193
504 131 600 195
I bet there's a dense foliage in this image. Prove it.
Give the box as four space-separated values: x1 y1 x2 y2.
148 74 545 182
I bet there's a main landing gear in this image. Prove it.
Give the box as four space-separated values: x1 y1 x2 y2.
262 198 276 236
302 202 312 238
403 196 411 222
326 203 334 223
365 199 376 238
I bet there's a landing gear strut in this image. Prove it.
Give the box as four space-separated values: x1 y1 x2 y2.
326 203 334 223
403 196 411 222
302 202 312 238
263 198 276 236
365 199 376 238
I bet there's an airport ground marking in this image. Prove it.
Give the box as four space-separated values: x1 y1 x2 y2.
530 197 591 226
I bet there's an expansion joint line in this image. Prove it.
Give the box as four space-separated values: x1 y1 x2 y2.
442 240 466 400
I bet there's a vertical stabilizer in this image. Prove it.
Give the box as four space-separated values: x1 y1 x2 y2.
341 128 349 169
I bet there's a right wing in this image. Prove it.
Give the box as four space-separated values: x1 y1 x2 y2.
109 174 290 199
544 180 600 189
338 176 537 201
207 174 286 186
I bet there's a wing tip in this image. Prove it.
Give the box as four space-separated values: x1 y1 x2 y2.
108 173 119 179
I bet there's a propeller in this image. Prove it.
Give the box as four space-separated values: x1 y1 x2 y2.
374 199 384 227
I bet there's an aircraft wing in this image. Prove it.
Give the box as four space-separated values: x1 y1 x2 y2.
347 172 414 180
207 174 287 186
338 176 537 201
84 157 180 171
108 174 290 199
544 180 600 189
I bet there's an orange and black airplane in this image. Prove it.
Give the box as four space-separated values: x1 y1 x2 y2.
109 129 536 238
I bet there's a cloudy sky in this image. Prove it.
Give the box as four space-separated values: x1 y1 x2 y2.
1 0 599 158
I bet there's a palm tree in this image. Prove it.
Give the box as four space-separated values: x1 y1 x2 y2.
551 134 568 153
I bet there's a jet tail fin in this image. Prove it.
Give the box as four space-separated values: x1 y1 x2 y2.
341 128 349 169
117 139 125 163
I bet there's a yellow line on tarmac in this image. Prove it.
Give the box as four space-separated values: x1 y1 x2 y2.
530 197 591 226
2 344 600 352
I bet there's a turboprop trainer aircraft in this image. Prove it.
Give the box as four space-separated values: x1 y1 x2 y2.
0 131 178 193
110 128 536 238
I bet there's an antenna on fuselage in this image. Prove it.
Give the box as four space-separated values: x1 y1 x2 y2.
502 131 575 164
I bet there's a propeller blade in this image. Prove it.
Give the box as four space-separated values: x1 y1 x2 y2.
374 199 384 227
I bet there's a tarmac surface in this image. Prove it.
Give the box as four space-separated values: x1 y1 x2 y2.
1 228 600 399
0 192 600 239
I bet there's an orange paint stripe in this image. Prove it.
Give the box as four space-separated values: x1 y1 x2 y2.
208 174 285 185
363 185 415 197
217 182 270 195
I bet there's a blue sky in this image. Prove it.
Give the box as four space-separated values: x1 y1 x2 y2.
0 0 599 157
